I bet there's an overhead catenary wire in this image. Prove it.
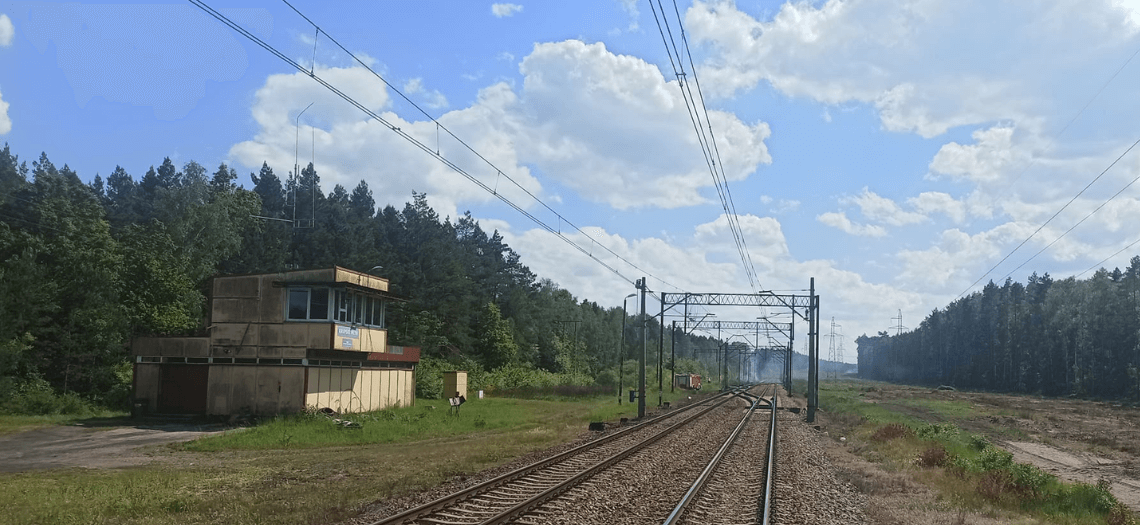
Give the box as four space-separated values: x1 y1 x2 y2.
648 0 761 291
188 0 688 293
668 0 758 286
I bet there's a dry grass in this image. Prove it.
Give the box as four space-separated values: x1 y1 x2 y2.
916 444 949 468
1110 502 1139 525
872 423 912 442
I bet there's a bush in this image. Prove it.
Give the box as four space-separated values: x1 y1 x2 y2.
1109 502 1137 525
977 470 1016 503
415 356 449 400
871 423 911 442
1046 480 1119 515
0 378 97 416
968 433 989 451
916 422 959 439
916 444 949 468
593 368 617 388
976 447 1014 472
1009 463 1052 498
496 384 610 399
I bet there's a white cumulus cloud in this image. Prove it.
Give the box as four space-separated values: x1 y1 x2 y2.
0 89 10 134
928 125 1020 184
817 212 887 238
514 40 771 209
491 3 523 17
0 14 14 47
908 192 967 224
229 40 771 221
403 77 449 110
847 188 927 226
686 0 1138 138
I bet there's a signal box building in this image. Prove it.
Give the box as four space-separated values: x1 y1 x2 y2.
132 267 419 416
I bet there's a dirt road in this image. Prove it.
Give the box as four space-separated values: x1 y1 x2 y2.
0 421 228 472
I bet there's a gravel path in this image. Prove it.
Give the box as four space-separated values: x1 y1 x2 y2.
0 422 228 473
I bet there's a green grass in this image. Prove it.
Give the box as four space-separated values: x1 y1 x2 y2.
0 431 567 525
896 397 977 420
817 381 925 427
0 388 729 525
817 380 1135 525
0 411 128 436
188 397 543 451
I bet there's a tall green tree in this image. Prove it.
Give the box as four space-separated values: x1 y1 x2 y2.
475 302 518 369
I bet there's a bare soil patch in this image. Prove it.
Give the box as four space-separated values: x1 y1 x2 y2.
813 381 1140 523
0 419 229 472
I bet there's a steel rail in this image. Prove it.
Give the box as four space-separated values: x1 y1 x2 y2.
370 389 743 525
661 384 775 525
760 385 778 525
661 384 770 525
482 389 745 525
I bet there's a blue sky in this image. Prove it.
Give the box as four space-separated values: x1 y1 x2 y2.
6 0 1140 361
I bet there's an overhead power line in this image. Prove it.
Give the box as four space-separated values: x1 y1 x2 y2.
957 37 1140 298
999 142 1140 282
649 0 761 291
1076 235 1140 278
958 135 1140 298
188 0 688 293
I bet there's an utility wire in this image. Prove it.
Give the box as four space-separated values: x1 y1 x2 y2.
281 0 685 290
958 38 1140 297
1001 42 1140 191
957 135 1140 298
188 0 688 293
1076 235 1140 278
999 141 1140 281
669 0 758 286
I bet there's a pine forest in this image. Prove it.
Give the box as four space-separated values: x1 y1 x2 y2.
0 146 723 414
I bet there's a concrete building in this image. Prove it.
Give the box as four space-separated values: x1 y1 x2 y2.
132 267 419 416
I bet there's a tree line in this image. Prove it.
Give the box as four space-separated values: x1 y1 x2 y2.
857 264 1140 400
0 145 724 412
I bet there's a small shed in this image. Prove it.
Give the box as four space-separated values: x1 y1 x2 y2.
444 371 467 399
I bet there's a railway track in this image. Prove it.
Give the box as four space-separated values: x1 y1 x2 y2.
369 384 780 525
667 385 778 525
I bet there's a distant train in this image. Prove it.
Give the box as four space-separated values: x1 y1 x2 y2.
673 373 702 390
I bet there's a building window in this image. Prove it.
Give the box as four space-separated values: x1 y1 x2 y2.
329 289 385 328
288 289 310 320
310 288 329 320
287 287 333 321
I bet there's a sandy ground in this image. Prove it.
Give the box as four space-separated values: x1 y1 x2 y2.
0 421 229 473
810 382 1140 524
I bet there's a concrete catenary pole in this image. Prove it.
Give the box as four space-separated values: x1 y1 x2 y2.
638 277 647 419
670 320 677 393
807 277 818 423
658 292 665 406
